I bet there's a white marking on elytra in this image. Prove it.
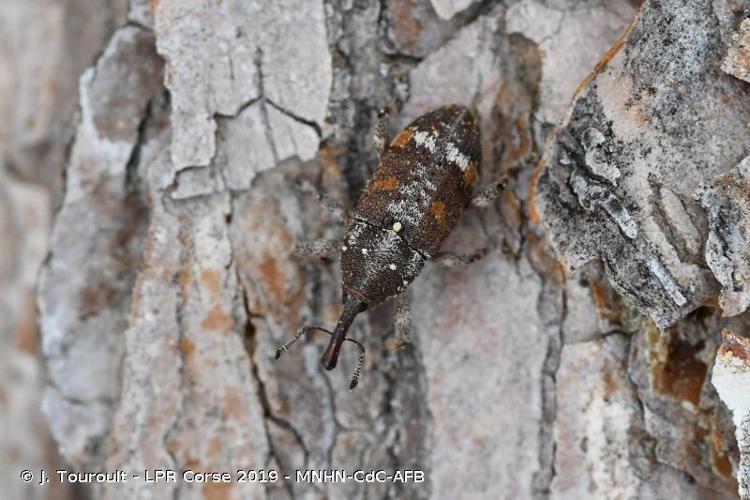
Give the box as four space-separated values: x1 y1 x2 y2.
389 263 397 270
361 248 368 255
445 142 470 172
347 220 365 246
377 228 402 255
413 130 437 152
387 199 422 226
402 280 409 286
342 245 348 251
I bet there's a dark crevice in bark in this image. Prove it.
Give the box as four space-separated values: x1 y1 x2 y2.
532 286 564 499
267 99 323 139
215 96 263 121
123 19 152 33
124 99 151 195
454 0 505 29
226 190 308 500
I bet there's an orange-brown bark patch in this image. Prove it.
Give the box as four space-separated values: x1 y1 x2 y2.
202 306 233 332
203 482 232 500
602 367 617 397
208 437 222 457
178 267 192 289
79 282 119 317
389 0 422 55
318 144 344 175
653 335 707 405
528 160 544 225
524 228 566 285
14 295 39 354
713 450 733 478
259 252 285 301
180 337 195 359
200 269 221 294
591 279 621 323
223 387 243 419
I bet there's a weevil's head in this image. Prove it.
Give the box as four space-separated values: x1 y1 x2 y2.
339 220 425 306
319 296 366 372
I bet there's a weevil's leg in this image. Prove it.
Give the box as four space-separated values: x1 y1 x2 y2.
373 107 391 160
394 291 412 345
432 247 488 268
294 238 340 258
294 178 348 221
470 177 507 208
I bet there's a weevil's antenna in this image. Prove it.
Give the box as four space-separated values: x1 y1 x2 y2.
347 337 366 390
274 325 327 359
274 324 367 390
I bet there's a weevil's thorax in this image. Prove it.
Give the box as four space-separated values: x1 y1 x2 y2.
340 220 425 305
352 104 481 257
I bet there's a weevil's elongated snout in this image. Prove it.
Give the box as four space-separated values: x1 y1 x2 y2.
321 297 365 371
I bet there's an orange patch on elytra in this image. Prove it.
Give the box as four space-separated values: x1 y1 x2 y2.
391 128 414 148
429 201 447 226
368 176 400 192
463 163 478 185
202 306 233 332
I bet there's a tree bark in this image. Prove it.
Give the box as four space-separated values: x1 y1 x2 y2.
2 0 749 499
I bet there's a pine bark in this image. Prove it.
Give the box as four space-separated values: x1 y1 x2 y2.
2 0 749 499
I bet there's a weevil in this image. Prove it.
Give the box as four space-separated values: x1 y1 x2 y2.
275 104 505 388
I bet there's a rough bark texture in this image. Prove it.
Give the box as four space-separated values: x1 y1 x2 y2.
2 0 750 499
713 331 750 499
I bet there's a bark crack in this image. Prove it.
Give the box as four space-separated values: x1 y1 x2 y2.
225 190 309 500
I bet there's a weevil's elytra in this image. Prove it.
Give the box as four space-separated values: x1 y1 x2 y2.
276 104 499 389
